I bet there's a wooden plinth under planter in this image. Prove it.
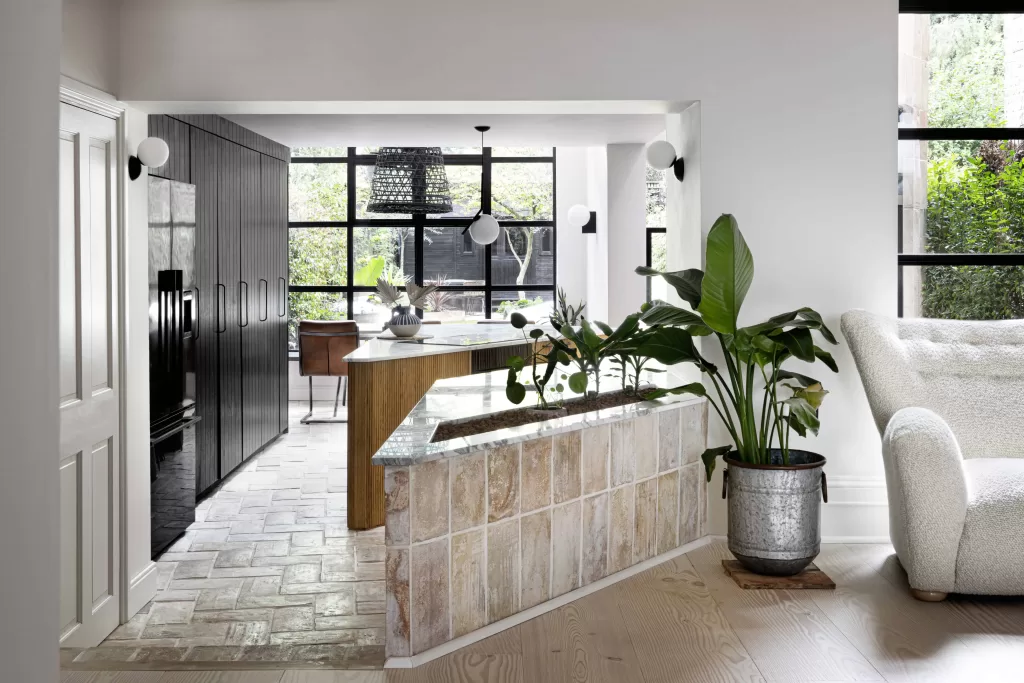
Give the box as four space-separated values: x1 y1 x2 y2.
722 560 836 589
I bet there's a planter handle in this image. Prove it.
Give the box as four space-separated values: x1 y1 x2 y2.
821 471 828 503
722 468 729 500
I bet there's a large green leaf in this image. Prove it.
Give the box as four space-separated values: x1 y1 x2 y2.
605 313 641 345
579 319 604 353
813 346 839 373
773 328 815 362
506 383 527 404
635 266 704 308
776 370 820 387
790 383 829 410
701 445 733 482
353 256 385 287
697 214 754 334
634 327 705 367
640 382 708 400
796 308 838 345
639 302 709 331
567 372 588 394
784 397 820 435
738 310 800 337
739 311 823 338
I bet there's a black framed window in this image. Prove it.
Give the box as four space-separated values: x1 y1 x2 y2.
287 147 557 347
897 6 1024 320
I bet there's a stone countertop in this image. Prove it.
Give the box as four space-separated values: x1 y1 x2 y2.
371 364 704 466
343 323 555 363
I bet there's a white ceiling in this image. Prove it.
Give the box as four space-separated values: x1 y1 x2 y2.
224 113 667 149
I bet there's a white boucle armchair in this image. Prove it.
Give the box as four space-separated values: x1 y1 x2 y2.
841 310 1024 601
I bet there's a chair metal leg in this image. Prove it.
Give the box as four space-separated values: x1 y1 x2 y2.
343 376 348 406
300 375 348 424
300 376 315 424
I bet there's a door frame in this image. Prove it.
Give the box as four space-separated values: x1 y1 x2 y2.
59 77 133 625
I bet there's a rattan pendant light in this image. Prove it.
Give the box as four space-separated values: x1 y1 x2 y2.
366 147 453 214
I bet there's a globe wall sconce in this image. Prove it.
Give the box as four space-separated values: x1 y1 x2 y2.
568 204 597 234
646 140 685 182
464 210 501 245
129 137 170 181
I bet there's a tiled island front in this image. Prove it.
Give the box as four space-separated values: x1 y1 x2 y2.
372 370 709 662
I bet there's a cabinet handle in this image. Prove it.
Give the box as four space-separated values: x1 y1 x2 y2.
278 277 287 317
259 279 268 322
216 283 226 333
239 281 249 328
193 286 200 341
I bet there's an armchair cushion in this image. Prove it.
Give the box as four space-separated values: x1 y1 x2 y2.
882 407 967 594
956 458 1024 594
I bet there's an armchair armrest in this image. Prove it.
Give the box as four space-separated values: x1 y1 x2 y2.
882 407 968 593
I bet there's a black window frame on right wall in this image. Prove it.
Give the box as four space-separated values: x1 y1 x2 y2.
897 2 1024 320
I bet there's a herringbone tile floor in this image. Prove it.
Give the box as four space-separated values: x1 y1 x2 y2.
63 403 386 669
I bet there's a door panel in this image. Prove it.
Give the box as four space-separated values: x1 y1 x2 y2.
241 146 262 460
261 156 289 435
59 134 81 404
59 452 80 636
190 129 221 494
89 142 112 392
218 138 244 477
91 438 113 604
58 102 120 647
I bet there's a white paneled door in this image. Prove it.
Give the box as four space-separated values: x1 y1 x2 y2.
58 102 121 647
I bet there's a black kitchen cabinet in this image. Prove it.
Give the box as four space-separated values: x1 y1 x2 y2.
151 115 289 497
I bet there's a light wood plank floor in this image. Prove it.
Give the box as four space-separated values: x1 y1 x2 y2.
63 540 1024 683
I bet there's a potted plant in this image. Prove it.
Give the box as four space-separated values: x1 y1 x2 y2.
375 277 438 338
504 312 569 414
636 214 839 576
548 286 585 329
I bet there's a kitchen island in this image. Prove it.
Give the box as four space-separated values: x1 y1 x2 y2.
343 323 550 529
373 366 709 662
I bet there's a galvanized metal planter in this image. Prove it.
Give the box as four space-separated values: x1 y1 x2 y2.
724 450 828 576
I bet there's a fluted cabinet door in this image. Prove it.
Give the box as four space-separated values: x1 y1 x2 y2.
262 156 289 437
190 129 220 495
217 138 244 478
240 146 263 460
277 158 290 434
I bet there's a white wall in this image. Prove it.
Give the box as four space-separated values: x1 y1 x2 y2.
112 0 896 539
554 148 590 307
124 107 157 614
605 144 647 326
0 1 62 680
62 0 119 94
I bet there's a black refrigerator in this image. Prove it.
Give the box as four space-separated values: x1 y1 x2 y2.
149 177 200 558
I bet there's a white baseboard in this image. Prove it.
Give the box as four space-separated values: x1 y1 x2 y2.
820 475 889 542
126 561 158 618
823 536 891 544
385 535 714 669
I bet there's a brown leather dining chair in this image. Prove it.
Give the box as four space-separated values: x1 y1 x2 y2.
297 320 359 424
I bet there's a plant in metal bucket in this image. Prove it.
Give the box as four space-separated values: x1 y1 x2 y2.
634 214 839 481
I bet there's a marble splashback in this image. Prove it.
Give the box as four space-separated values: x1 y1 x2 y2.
383 400 708 659
372 365 705 467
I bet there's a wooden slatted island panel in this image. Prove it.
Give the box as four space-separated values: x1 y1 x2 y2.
344 324 534 530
